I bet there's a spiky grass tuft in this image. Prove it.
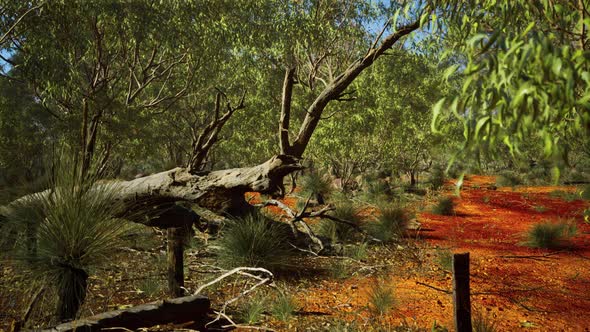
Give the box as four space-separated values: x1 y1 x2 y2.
3 156 130 321
216 212 293 271
431 197 455 216
367 280 396 316
368 205 409 242
524 220 577 249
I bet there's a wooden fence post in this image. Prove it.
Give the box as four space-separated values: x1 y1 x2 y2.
167 227 185 297
452 252 472 332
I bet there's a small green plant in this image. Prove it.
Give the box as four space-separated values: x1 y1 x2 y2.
431 320 449 332
524 220 577 249
136 278 161 297
345 242 368 260
368 205 409 242
472 310 498 332
436 249 453 271
271 291 297 322
431 197 455 216
329 260 350 279
216 212 293 271
482 195 491 203
532 205 547 213
239 294 267 324
367 280 396 316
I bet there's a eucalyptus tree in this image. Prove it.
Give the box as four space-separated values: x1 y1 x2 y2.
309 48 455 187
431 0 590 178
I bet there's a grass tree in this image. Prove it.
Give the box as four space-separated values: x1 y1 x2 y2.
3 159 130 322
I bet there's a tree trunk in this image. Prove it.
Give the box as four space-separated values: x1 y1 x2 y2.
57 267 88 322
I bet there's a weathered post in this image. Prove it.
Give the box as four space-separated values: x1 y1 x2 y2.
452 252 472 332
167 227 185 297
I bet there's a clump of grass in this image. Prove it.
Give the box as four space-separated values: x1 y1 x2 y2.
3 156 131 322
361 179 391 203
345 242 368 260
431 197 455 216
532 205 547 213
495 171 522 187
136 278 161 297
328 260 350 279
549 190 579 202
524 220 577 249
239 294 267 324
216 212 293 271
300 169 333 204
482 195 491 203
316 202 362 243
368 205 409 242
271 291 297 322
367 280 396 316
472 310 498 332
436 249 453 271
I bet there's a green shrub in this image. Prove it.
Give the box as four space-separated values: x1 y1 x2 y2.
532 205 547 213
495 171 522 187
524 220 577 249
431 197 455 216
368 205 409 242
271 291 297 322
367 280 396 316
216 213 293 271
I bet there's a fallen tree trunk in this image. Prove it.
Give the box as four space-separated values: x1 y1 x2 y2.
41 295 210 332
1 155 303 227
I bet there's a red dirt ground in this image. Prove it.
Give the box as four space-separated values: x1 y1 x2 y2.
283 176 590 331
